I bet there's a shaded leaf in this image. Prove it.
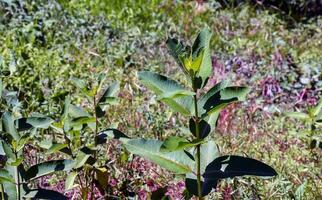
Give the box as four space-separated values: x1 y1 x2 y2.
24 188 67 200
25 159 75 180
191 28 212 88
189 118 211 139
199 86 249 118
96 128 129 144
166 38 188 73
203 155 277 180
14 118 32 131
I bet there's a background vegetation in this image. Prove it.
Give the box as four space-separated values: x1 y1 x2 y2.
0 0 321 199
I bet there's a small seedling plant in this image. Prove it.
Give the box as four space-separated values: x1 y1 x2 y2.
113 28 277 199
286 99 322 149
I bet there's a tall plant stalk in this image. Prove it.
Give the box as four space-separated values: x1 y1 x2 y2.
14 152 20 200
90 94 98 200
193 92 202 199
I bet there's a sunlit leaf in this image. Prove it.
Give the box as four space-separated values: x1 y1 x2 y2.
160 136 204 153
65 171 77 190
285 112 310 120
122 138 194 174
138 71 193 115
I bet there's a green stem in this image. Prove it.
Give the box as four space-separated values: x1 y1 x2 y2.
14 153 20 200
90 95 98 200
194 92 203 199
1 183 5 200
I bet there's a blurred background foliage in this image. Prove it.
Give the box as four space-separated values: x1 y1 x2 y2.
0 0 321 199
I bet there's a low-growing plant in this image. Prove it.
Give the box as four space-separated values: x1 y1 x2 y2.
0 73 121 199
0 80 71 199
110 28 278 199
286 99 322 149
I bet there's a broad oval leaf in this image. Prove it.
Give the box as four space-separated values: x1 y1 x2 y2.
138 71 193 116
25 159 75 181
203 155 277 180
122 138 194 174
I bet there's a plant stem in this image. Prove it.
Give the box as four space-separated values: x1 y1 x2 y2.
14 152 20 200
1 184 5 200
91 94 98 200
193 92 203 199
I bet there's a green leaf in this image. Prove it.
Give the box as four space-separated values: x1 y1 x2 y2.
25 159 75 181
2 112 19 141
122 138 194 174
26 116 54 129
65 171 77 190
312 99 322 116
166 38 188 74
138 71 193 115
96 129 130 144
98 82 119 104
47 143 69 155
14 118 33 131
74 147 96 169
71 77 94 98
189 118 211 139
203 155 277 180
192 28 213 88
199 85 249 118
69 105 90 118
199 140 218 174
285 112 310 120
0 169 14 183
95 167 109 190
23 188 67 200
1 140 15 160
160 136 204 153
157 90 195 101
